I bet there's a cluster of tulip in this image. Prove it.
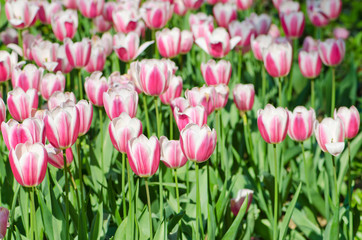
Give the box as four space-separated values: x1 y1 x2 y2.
0 0 359 239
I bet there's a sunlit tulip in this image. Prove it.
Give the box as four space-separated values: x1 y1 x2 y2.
5 0 39 29
250 35 273 61
12 63 44 93
171 97 190 113
102 1 117 22
84 72 109 107
63 0 77 9
257 104 289 144
263 41 292 77
0 28 18 45
180 123 217 162
156 28 182 58
30 40 58 71
0 51 17 82
112 7 140 33
78 0 104 18
298 51 322 79
91 33 113 57
320 0 342 20
249 13 272 36
160 76 183 105
51 10 78 42
230 189 253 216
46 144 73 169
318 39 345 66
268 24 281 38
40 72 65 101
233 84 254 113
93 16 112 33
103 87 138 120
54 45 74 74
279 1 300 14
333 27 349 40
280 11 305 39
84 44 106 73
287 106 315 142
213 3 237 28
37 1 62 25
174 0 187 16
76 100 93 136
174 105 208 131
160 137 187 169
9 142 47 187
185 86 216 115
228 20 256 52
48 91 76 111
180 30 193 54
184 0 204 10
302 36 319 52
307 0 329 27
0 207 9 239
236 0 253 10
65 38 92 68
127 134 160 177
189 13 214 40
141 1 173 29
314 117 344 156
0 98 5 124
44 101 79 150
7 88 38 122
334 106 360 139
214 84 229 110
109 112 143 153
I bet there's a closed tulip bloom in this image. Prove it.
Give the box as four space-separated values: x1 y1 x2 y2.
160 137 187 169
44 101 80 150
46 144 73 169
65 38 92 68
249 13 272 36
112 7 140 33
320 0 341 20
48 91 76 111
268 24 281 38
0 207 9 239
334 106 360 139
180 123 217 162
84 72 109 107
160 76 183 105
0 28 18 45
189 13 214 40
5 0 39 29
37 1 62 25
7 88 38 122
213 3 237 28
174 105 208 131
113 32 154 62
180 30 193 54
0 51 18 82
76 100 93 136
1 118 45 151
156 28 182 58
31 109 47 121
54 45 74 74
279 1 300 14
230 189 253 216
63 0 77 9
109 112 143 153
185 86 216 115
257 104 289 144
0 98 5 124
102 1 117 22
108 72 136 90
184 0 204 10
280 11 305 39
272 0 288 10
171 97 190 113
51 10 78 42
314 117 344 156
93 16 112 33
233 84 255 112
9 142 47 187
302 36 319 52
12 63 43 92
214 84 229 110
318 39 345 66
250 34 273 61
91 33 113 57
103 87 138 120
141 1 173 29
263 41 292 77
333 27 349 40
31 40 59 72
236 0 253 10
307 1 329 27
19 32 41 61
228 20 256 52
78 0 104 18
40 72 66 100
298 51 322 79
127 134 160 177
287 106 315 142
174 0 187 16
84 45 106 73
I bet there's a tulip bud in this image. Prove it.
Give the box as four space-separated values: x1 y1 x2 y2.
0 51 18 82
156 28 182 58
201 59 232 86
46 144 74 169
160 136 188 169
160 76 183 105
213 3 237 28
40 72 66 100
250 34 273 61
174 105 208 132
0 207 9 239
320 0 342 20
233 84 255 112
236 0 253 10
307 1 329 27
174 0 187 16
249 13 272 36
84 72 109 107
334 106 360 139
112 7 140 34
141 1 173 30
51 10 79 42
11 63 43 92
180 30 193 54
318 39 345 66
263 41 292 78
298 51 322 79
280 11 305 39
185 86 216 115
103 87 138 120
65 38 92 68
78 0 104 18
287 106 316 142
84 44 106 73
5 0 39 29
7 88 38 122
48 91 76 111
231 189 253 216
302 36 319 52
333 27 349 40
76 100 93 136
214 84 229 110
37 1 62 25
93 16 112 33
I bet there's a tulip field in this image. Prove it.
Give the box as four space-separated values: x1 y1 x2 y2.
0 0 361 239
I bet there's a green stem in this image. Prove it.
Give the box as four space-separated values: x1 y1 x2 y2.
242 113 256 169
215 110 220 168
301 142 312 203
67 73 71 92
154 97 163 221
262 65 266 104
273 144 278 240
186 161 190 195
152 30 159 59
219 110 227 179
122 153 126 219
332 156 338 207
78 69 83 100
277 78 282 106
76 139 87 237
145 179 153 240
30 188 36 240
64 153 70 240
67 168 83 237
331 68 335 116
169 106 173 140
99 108 104 176
18 29 23 56
311 79 315 109
347 141 353 240
127 159 134 239
237 51 243 83
195 163 200 240
174 169 180 213
142 95 151 137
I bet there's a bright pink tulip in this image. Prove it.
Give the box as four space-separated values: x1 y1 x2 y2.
109 112 143 153
230 189 253 216
54 45 74 74
1 118 45 151
174 0 187 16
287 106 315 142
0 98 5 124
9 142 47 187
333 27 349 40
78 0 104 18
112 7 140 33
233 84 255 112
76 100 93 136
189 13 214 39
141 1 173 29
0 28 18 45
180 30 193 54
93 16 112 33
249 13 272 36
31 40 59 71
228 20 256 52
48 91 76 111
263 41 292 77
174 105 208 131
171 97 190 113
184 0 204 9
63 0 77 9
302 36 319 52
44 101 80 150
180 123 217 162
46 144 73 169
307 0 329 27
102 1 117 22
11 63 43 92
65 38 92 68
5 0 39 29
40 72 66 101
213 3 237 28
160 136 188 169
214 84 229 110
7 88 38 122
132 59 173 96
251 34 273 61
236 0 253 10
318 39 345 66
195 27 241 58
127 134 160 177
37 1 62 25
320 0 342 20
298 50 322 79
51 10 78 42
268 24 281 38
185 86 216 115
84 44 106 73
103 87 138 120
156 28 182 58
160 76 183 105
334 106 360 139
280 11 305 39
314 117 345 156
0 207 9 239
279 1 300 14
84 72 109 107
114 32 154 62
0 51 17 82
257 104 289 144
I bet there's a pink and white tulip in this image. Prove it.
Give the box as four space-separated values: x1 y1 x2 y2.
103 87 138 120
231 189 253 216
0 207 9 239
287 106 315 142
279 1 300 14
333 27 349 40
174 0 187 16
102 1 117 22
173 105 208 131
31 40 59 71
48 91 76 111
236 0 253 10
37 1 62 25
298 51 322 79
250 35 273 61
334 106 360 139
268 24 281 38
141 1 173 30
84 44 106 73
7 88 38 122
91 33 113 57
320 0 342 20
307 1 329 27
160 137 188 169
189 13 214 40
0 51 18 82
76 100 93 136
318 39 345 66
272 0 288 10
40 72 66 100
54 45 74 74
77 0 104 18
160 76 183 105
233 84 255 112
184 0 204 10
171 97 190 113
63 0 77 9
93 16 112 33
280 11 305 39
65 38 92 68
156 28 182 58
185 86 216 115
201 59 232 86
0 28 18 45
180 30 193 54
51 9 78 42
302 36 319 52
214 84 229 110
213 3 237 28
45 144 73 169
112 7 140 33
84 72 109 107
5 0 39 29
228 20 256 52
0 98 5 124
263 41 292 78
11 63 43 92
249 13 272 36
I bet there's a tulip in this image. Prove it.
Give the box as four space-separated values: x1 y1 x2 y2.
287 106 315 142
160 76 183 105
64 38 92 68
90 33 113 57
40 72 66 100
63 0 77 9
214 84 229 110
156 28 182 58
141 1 173 29
160 136 188 169
279 1 300 14
102 1 117 22
333 27 349 40
9 142 47 187
84 72 109 107
108 72 136 90
31 109 47 121
54 45 73 74
0 28 18 45
180 123 217 162
230 189 254 216
31 40 59 71
77 0 104 18
272 0 288 10
0 207 9 239
37 1 62 25
257 104 289 144
233 84 255 113
318 39 345 66
109 112 143 153
11 63 43 92
174 105 208 131
195 27 241 58
228 20 256 52
1 118 45 151
44 101 80 150
0 98 5 124
250 35 273 61
320 0 342 20
307 1 329 27
93 16 112 33
298 51 322 79
76 100 93 136
51 10 78 42
236 0 253 10
46 144 74 169
180 30 193 54
189 13 214 40
174 0 187 16
113 32 154 62
302 36 319 52
314 117 344 156
48 91 76 111
213 3 237 28
263 41 292 78
112 7 140 34
280 11 305 39
127 134 160 177
18 32 41 61
0 51 18 82
268 24 281 38
103 87 138 120
334 106 360 139
249 13 272 36
185 86 216 115
184 0 204 10
5 0 39 29
7 88 38 122
171 97 190 113
84 44 106 73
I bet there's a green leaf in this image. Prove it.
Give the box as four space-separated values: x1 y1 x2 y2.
37 190 55 240
90 202 103 240
291 208 322 239
154 220 165 240
114 217 128 240
207 203 216 240
167 210 185 233
323 208 339 240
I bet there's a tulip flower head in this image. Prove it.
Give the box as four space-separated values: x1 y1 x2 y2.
287 106 316 142
201 59 232 86
160 136 188 169
11 63 44 92
173 105 208 132
37 1 62 25
228 20 256 53
279 1 300 14
141 1 173 30
84 44 106 73
112 6 140 34
184 0 204 10
262 41 292 78
185 85 216 115
46 144 74 169
156 28 182 58
214 84 229 110
76 100 93 136
248 13 272 36
233 83 255 113
48 91 76 111
280 11 305 39
180 30 194 54
250 34 273 61
333 27 349 40
40 72 66 100
0 207 9 239
320 0 342 20
318 38 345 66
5 0 39 29
84 72 109 107
334 106 360 139
0 51 18 82
7 87 38 122
103 87 139 120
65 38 92 68
236 0 253 10
302 36 319 52
298 50 322 79
230 189 254 216
213 3 237 28
160 76 183 105
78 0 104 18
